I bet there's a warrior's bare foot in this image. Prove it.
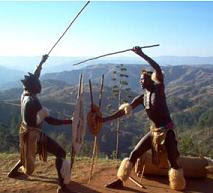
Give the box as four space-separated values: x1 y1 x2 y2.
105 179 124 189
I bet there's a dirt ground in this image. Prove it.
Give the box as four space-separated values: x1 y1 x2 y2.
0 154 212 193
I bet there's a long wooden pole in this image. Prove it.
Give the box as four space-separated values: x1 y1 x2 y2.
88 75 104 183
34 1 90 78
72 44 160 66
48 1 90 56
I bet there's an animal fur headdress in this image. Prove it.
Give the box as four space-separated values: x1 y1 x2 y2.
21 72 40 92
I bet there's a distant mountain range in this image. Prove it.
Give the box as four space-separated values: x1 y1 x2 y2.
1 63 212 103
41 63 213 94
0 63 212 157
1 61 213 156
0 55 213 73
0 55 213 90
0 65 24 89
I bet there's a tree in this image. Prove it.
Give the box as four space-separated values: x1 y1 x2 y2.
110 64 131 159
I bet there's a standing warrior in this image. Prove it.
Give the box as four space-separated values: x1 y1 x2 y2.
100 47 186 191
8 55 73 193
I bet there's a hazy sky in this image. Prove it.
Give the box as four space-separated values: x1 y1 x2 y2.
0 1 213 57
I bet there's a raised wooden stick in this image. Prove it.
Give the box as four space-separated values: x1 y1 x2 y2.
73 44 160 66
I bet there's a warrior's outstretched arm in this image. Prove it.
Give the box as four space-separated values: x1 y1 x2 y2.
132 46 163 82
45 116 72 125
102 94 144 123
102 109 125 122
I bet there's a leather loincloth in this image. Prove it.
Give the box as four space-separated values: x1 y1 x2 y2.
150 122 174 168
19 123 47 175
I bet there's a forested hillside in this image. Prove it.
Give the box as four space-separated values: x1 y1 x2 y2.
0 64 212 158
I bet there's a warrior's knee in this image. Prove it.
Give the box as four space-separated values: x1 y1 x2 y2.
57 149 66 159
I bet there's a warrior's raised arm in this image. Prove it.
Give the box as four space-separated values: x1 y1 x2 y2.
132 46 164 83
34 54 49 79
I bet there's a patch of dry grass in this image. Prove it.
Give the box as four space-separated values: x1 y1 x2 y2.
0 153 118 192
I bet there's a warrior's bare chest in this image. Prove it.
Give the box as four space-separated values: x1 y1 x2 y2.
144 90 157 109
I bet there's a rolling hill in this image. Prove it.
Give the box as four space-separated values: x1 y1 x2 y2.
0 64 212 158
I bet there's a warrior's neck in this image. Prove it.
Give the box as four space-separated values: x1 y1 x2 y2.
23 90 37 97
